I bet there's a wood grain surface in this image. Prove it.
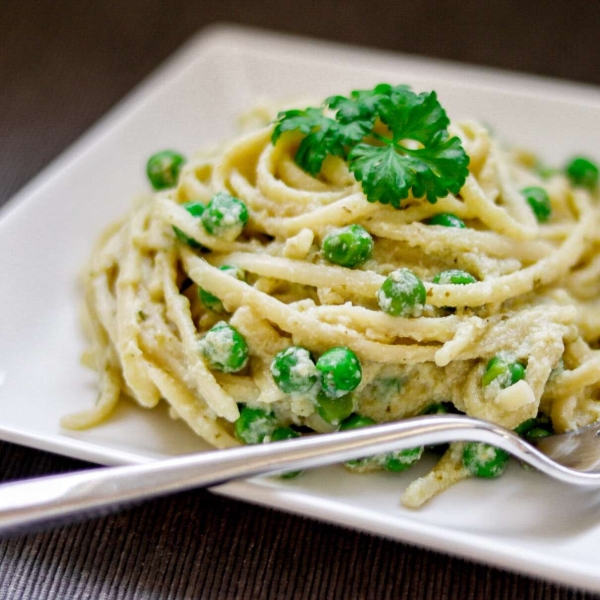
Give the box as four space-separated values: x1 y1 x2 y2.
2 1 600 598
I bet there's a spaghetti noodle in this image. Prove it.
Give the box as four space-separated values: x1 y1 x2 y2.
65 85 600 507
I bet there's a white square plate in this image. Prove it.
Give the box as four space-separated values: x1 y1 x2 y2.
3 24 600 591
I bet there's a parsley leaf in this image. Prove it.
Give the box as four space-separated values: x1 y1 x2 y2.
295 127 344 175
403 132 470 201
271 84 469 207
271 107 369 174
326 89 381 124
272 108 342 175
325 84 410 125
377 88 450 145
349 144 412 206
336 120 372 146
272 108 333 143
348 89 470 206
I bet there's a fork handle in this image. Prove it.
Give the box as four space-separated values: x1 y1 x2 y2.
0 416 527 535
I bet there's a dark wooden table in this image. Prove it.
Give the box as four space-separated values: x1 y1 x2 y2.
2 1 600 598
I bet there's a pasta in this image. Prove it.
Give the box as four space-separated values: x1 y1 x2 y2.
66 85 600 508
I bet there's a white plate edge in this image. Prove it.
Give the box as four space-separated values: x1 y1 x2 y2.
217 480 600 593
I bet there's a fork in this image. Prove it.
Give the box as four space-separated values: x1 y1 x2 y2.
1 414 600 536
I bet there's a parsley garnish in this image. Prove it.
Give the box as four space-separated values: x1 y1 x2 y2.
272 84 469 208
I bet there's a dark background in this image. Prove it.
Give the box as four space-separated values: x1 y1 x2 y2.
2 1 600 598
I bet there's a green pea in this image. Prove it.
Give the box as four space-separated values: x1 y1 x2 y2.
383 446 423 473
201 192 249 240
338 414 422 472
515 414 554 445
506 362 525 385
173 201 205 248
462 442 510 478
315 391 354 425
514 418 537 436
432 269 477 285
339 414 376 468
180 201 205 217
339 414 376 430
322 225 374 268
525 427 552 443
270 346 318 394
421 403 449 415
535 413 553 431
481 356 526 388
566 157 599 189
198 265 245 312
271 427 303 478
147 150 186 190
234 406 277 444
199 322 249 373
316 347 362 398
427 213 466 228
271 427 300 442
521 187 551 223
377 268 426 318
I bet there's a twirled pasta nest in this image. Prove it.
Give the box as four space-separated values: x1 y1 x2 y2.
66 107 600 508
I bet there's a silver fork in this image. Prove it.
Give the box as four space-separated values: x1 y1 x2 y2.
1 414 600 536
